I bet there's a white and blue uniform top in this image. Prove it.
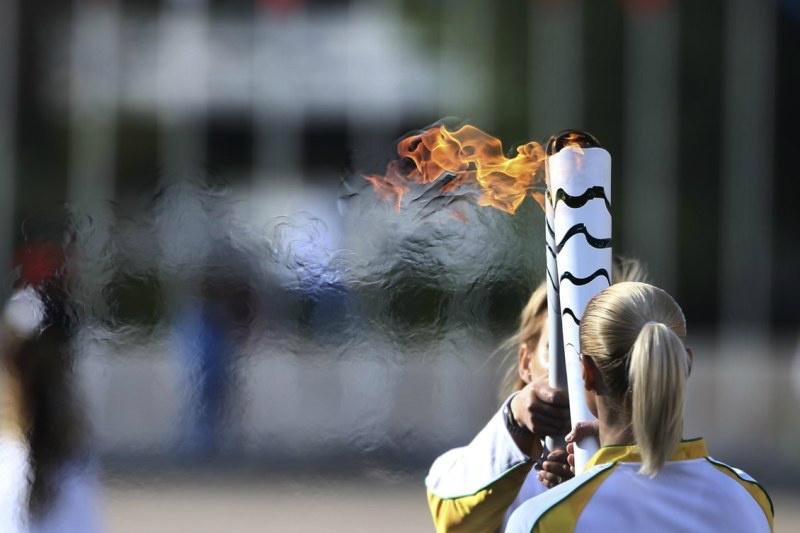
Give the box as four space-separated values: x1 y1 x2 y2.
425 398 547 533
505 438 773 533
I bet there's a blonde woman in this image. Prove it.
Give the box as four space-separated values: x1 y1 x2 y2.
426 258 645 533
505 282 773 533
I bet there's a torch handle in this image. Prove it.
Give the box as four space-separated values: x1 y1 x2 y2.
545 205 568 452
572 441 600 474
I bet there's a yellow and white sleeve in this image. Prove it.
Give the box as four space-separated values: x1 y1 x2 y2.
425 402 537 533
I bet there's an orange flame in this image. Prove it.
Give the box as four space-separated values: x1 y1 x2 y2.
554 133 585 155
363 124 549 215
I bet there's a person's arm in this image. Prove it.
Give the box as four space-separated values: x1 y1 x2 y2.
426 404 535 533
426 381 570 533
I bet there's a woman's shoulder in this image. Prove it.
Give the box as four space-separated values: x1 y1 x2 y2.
504 462 616 533
703 456 773 528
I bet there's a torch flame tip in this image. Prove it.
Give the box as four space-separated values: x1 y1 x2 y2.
362 123 603 217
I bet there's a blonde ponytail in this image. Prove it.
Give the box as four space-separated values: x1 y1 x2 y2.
580 282 688 477
629 322 688 476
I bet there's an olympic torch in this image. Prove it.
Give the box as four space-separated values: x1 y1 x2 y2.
357 124 611 470
546 131 611 473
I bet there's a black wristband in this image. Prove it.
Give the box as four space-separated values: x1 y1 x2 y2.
503 394 535 437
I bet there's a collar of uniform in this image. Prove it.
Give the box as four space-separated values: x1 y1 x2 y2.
583 438 708 471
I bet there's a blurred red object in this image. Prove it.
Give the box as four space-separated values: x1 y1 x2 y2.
14 243 64 287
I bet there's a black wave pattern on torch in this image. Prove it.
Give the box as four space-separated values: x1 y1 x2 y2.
555 223 612 253
559 268 611 288
564 343 579 355
562 307 581 326
557 269 611 322
553 186 611 213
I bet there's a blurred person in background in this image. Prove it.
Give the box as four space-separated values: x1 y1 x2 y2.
175 273 251 458
425 257 645 533
505 282 773 533
0 243 101 533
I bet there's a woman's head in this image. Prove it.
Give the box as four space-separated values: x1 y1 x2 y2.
498 282 548 399
579 282 690 476
499 256 649 400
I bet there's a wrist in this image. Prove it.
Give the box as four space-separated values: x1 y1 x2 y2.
504 396 541 458
503 393 534 437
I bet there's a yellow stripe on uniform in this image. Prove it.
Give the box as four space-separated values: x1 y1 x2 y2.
706 457 774 532
427 462 533 533
532 465 616 533
582 437 708 473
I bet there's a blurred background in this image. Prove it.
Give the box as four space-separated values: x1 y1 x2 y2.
1 0 799 531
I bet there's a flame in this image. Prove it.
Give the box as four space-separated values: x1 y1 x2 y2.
556 134 585 155
362 174 410 211
362 124 550 215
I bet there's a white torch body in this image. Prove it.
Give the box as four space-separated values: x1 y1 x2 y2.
547 146 612 473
